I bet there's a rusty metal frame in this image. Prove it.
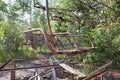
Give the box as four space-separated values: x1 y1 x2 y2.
0 57 58 80
73 61 120 80
23 0 97 55
0 57 120 80
83 61 113 80
26 0 96 55
24 28 96 55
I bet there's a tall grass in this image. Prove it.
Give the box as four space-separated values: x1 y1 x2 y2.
0 47 37 63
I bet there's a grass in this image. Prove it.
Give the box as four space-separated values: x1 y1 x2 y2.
0 47 37 63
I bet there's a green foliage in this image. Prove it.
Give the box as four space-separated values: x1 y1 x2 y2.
3 26 22 52
55 22 68 32
0 21 22 53
82 23 120 69
0 21 7 50
0 0 35 62
52 0 88 12
0 1 7 12
51 0 120 70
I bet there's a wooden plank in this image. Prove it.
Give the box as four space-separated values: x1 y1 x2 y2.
53 57 86 77
59 63 86 77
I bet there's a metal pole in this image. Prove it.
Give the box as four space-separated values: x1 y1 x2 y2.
11 60 16 80
45 0 55 43
100 74 104 80
11 71 15 80
30 0 32 28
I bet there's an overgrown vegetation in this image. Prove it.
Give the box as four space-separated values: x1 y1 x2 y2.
0 0 120 72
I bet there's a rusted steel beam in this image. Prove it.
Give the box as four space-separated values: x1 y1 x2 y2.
0 58 12 69
0 57 49 70
30 0 32 28
25 30 94 49
76 61 120 75
108 69 120 74
24 28 96 55
45 0 55 44
12 57 48 61
100 75 104 80
84 70 106 80
26 31 95 37
83 61 113 80
0 64 59 72
73 61 98 69
11 71 15 80
11 60 16 80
